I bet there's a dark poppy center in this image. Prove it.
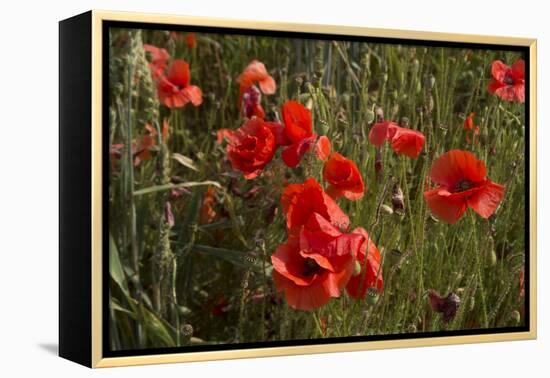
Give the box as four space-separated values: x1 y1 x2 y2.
302 258 322 277
503 74 515 85
241 136 257 150
454 179 474 192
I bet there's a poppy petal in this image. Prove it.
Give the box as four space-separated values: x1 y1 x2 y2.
167 60 190 87
491 60 509 82
429 150 487 188
494 85 523 102
259 75 277 95
424 188 468 224
281 137 315 168
487 79 503 94
182 85 203 106
389 127 425 158
271 243 315 286
368 122 391 146
511 59 525 80
265 122 290 146
274 271 332 311
282 101 313 143
467 180 505 218
315 136 332 161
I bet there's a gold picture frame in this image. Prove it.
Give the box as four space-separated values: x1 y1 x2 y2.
59 10 537 368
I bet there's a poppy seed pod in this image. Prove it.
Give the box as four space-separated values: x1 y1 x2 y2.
181 324 193 338
365 288 379 305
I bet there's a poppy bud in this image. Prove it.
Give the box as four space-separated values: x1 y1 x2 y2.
510 310 521 324
391 183 405 215
426 74 436 90
179 306 191 316
412 59 420 75
407 324 417 333
165 202 175 228
375 149 383 176
365 288 379 305
400 117 410 128
381 204 393 215
305 97 314 111
375 107 384 122
353 260 362 276
365 109 375 125
486 237 497 267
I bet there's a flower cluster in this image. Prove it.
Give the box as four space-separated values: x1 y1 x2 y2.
216 60 384 310
144 44 203 109
273 178 382 310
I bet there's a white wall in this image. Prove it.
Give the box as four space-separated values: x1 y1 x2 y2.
0 0 546 376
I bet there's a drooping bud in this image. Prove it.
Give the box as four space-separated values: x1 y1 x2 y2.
428 290 461 323
164 201 175 228
241 85 264 119
375 107 385 123
375 149 383 177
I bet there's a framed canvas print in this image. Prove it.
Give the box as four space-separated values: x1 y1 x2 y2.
59 10 537 368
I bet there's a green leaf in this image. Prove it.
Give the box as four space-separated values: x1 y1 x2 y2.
172 153 199 171
141 305 176 347
109 233 129 295
192 244 262 270
110 297 135 318
133 180 221 196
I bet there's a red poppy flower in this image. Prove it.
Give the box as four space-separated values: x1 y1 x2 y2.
280 101 318 168
281 177 349 237
464 113 480 144
226 118 277 179
143 44 170 79
185 33 197 49
346 228 383 299
241 85 265 119
323 152 365 200
272 213 359 310
157 59 203 108
488 59 525 103
237 60 276 95
464 113 475 131
315 135 331 161
424 150 505 224
369 121 425 158
200 187 217 224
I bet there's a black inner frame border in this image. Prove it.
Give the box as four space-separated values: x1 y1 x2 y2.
102 19 531 358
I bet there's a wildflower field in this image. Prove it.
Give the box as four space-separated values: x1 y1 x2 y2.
107 26 527 351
